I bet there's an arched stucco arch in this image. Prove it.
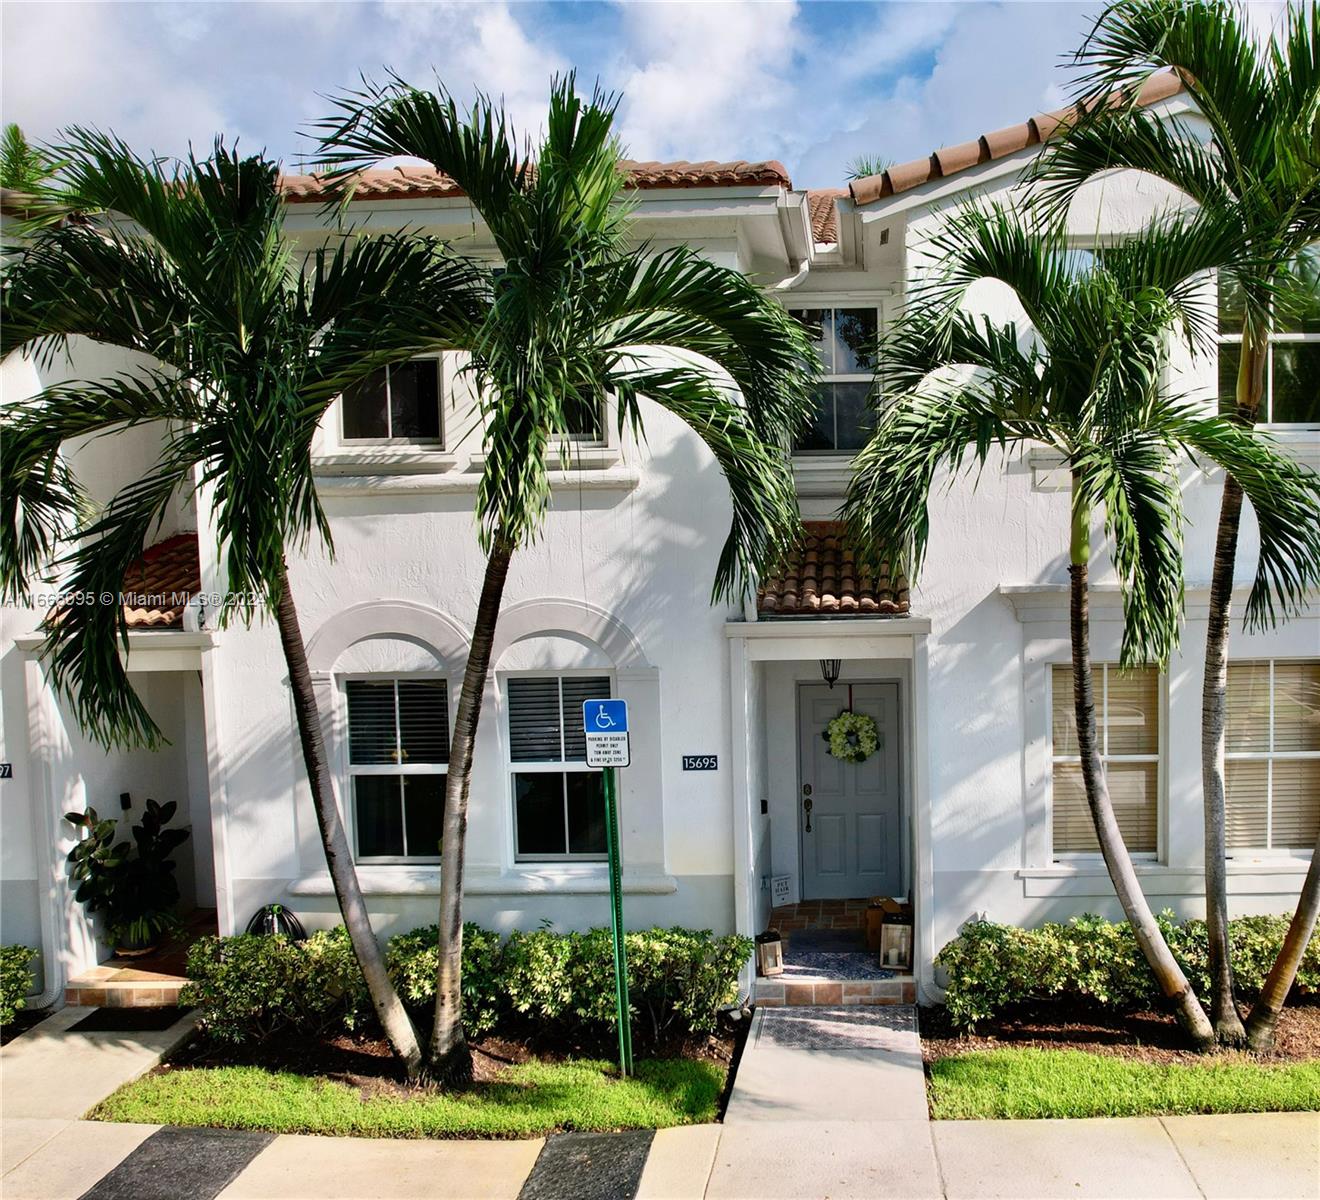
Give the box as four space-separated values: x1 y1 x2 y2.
490 598 650 670
306 600 469 674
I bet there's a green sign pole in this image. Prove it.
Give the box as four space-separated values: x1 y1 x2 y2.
603 765 633 1076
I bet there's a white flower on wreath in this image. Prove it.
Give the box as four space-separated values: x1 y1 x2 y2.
824 710 879 764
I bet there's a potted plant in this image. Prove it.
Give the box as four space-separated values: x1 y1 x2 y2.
66 799 189 956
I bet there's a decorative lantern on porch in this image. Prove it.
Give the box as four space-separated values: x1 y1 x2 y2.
755 930 784 977
879 914 913 971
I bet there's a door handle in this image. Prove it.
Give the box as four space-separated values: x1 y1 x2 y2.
802 790 813 833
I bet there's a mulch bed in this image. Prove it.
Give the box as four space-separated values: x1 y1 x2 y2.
157 1019 743 1102
920 998 1320 1067
1 1009 52 1047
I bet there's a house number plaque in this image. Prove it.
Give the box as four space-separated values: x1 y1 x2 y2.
681 755 718 771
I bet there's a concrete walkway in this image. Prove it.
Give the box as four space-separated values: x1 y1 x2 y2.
3 1005 1317 1199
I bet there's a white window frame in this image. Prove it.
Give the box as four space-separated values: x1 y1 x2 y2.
1047 663 1165 863
1225 658 1320 858
504 669 612 864
1217 268 1320 428
338 355 446 448
787 301 885 457
342 672 449 865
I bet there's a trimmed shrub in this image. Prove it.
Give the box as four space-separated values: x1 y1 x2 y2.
182 929 367 1044
185 922 752 1047
0 945 37 1026
385 923 505 1039
393 924 753 1044
937 913 1320 1030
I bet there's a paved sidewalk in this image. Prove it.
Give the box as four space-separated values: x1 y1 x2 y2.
3 1005 1317 1199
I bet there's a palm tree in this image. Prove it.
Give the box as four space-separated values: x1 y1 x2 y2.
1 134 486 1078
317 76 818 1081
0 124 57 193
843 206 1320 1049
1029 0 1320 1046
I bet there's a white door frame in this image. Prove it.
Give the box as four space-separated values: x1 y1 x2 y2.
724 617 939 1002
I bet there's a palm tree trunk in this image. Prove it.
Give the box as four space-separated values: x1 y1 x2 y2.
1069 483 1215 1049
428 532 515 1084
1200 326 1266 1045
1245 830 1320 1050
273 560 424 1079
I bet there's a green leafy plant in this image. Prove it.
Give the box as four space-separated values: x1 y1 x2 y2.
385 923 505 1039
65 799 189 950
185 923 752 1047
0 945 37 1025
182 929 370 1044
937 914 1320 1030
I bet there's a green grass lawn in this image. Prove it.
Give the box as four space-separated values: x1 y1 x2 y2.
91 1058 724 1138
928 1048 1320 1120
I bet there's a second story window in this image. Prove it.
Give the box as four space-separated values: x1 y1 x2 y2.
1218 246 1320 425
789 306 879 454
341 358 443 445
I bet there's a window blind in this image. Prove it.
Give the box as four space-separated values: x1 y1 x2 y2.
1225 661 1320 851
1052 664 1160 855
346 679 449 766
507 676 610 763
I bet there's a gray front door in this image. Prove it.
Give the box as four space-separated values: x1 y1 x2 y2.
798 682 902 900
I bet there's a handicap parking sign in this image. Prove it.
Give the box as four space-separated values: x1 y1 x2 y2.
583 698 630 768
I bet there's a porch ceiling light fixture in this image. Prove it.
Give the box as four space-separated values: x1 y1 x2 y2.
819 659 841 688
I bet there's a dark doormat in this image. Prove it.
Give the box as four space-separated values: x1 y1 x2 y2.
69 1006 189 1033
77 1127 273 1200
786 928 866 953
518 1129 655 1200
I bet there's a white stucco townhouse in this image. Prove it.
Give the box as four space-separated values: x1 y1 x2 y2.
2 70 1317 1010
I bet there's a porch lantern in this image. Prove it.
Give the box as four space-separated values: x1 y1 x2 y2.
755 931 784 977
819 659 842 688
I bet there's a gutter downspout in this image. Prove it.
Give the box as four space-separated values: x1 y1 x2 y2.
25 656 68 1009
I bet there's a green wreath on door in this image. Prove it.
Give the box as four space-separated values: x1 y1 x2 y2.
823 710 879 764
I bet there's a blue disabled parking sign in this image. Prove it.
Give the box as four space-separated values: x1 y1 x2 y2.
583 698 630 767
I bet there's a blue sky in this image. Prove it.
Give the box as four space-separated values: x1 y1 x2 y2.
0 2 1281 189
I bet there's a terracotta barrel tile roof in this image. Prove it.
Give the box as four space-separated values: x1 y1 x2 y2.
758 521 909 617
807 188 846 245
120 532 200 629
279 158 791 203
848 69 1185 207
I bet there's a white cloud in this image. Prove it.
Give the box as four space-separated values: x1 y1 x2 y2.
2 2 231 158
793 2 1096 187
611 1 799 163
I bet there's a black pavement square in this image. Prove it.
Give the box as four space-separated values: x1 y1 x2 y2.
78 1126 274 1200
519 1129 656 1200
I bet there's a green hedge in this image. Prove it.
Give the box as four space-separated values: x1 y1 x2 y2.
185 923 752 1047
937 913 1320 1030
1 945 38 1026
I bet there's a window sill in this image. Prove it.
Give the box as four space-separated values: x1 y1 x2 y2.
467 445 623 472
313 464 640 497
792 456 855 496
1017 859 1311 898
287 864 677 898
312 450 458 477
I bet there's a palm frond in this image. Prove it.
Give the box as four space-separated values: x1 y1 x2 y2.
40 454 195 748
1172 407 1320 628
1073 431 1186 666
610 362 802 600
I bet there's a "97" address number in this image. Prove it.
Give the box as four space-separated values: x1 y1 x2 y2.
681 755 718 771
